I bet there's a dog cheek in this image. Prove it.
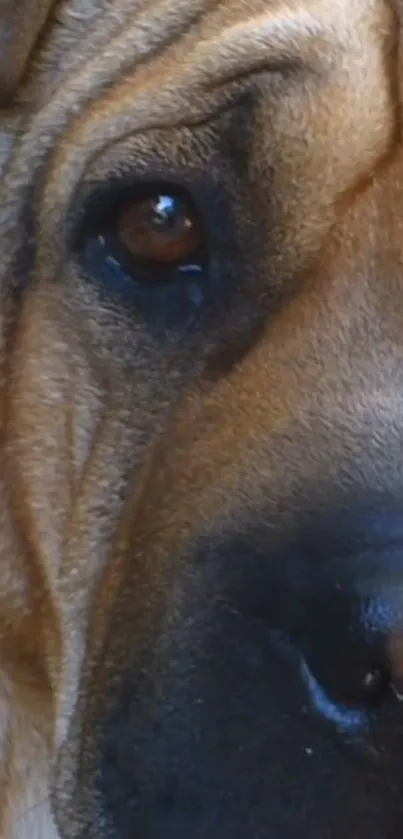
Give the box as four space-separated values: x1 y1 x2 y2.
6 286 96 576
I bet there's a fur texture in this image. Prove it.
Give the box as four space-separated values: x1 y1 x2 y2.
1 1 403 836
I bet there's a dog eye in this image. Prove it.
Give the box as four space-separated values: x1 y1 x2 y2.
117 192 205 267
81 184 209 290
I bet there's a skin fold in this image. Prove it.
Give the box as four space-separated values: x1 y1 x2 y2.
1 0 403 836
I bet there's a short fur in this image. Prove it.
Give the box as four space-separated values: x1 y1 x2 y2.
1 1 403 837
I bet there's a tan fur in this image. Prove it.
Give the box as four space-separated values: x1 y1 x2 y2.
0 0 402 835
0 0 56 103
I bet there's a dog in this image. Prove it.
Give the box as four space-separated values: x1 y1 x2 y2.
2 0 403 836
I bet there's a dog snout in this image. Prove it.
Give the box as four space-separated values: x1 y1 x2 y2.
58 503 403 839
222 505 403 715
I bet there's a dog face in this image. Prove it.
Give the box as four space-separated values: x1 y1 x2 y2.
2 1 403 836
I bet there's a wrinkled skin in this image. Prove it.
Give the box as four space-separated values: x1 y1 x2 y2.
1 0 403 837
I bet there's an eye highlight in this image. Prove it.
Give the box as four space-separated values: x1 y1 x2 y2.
78 182 209 291
117 192 205 267
76 178 218 327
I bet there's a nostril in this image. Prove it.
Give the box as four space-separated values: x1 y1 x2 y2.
301 644 394 717
295 621 394 717
286 542 403 721
299 655 394 735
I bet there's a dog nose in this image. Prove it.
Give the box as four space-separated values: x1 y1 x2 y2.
238 502 403 720
279 537 403 720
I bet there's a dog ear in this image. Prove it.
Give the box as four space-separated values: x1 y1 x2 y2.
0 0 55 103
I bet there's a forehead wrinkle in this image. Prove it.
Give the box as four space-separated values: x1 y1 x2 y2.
0 0 215 252
0 0 338 229
5 0 392 286
33 1 354 232
35 6 326 237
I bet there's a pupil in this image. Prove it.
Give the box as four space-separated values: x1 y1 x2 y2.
150 195 180 231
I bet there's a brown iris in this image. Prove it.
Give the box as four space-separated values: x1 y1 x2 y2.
117 192 204 266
